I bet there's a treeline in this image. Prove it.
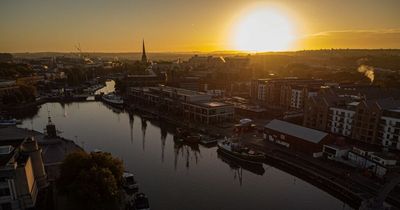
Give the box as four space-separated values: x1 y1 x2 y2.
2 85 36 105
0 63 35 79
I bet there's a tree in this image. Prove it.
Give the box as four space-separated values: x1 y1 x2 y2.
57 151 124 210
114 78 127 94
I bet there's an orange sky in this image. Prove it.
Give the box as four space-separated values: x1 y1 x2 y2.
1 0 400 52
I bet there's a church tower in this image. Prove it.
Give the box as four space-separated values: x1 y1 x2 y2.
141 39 148 63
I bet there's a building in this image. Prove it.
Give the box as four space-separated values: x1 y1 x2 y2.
122 65 166 87
322 144 351 160
264 119 332 156
348 146 398 177
304 87 400 150
379 108 400 150
129 86 234 125
0 118 83 181
183 101 234 124
250 78 325 111
328 102 358 137
141 39 148 64
323 143 398 177
303 88 339 131
351 98 400 147
0 137 47 210
250 79 269 102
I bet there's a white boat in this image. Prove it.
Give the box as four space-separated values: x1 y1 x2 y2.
0 119 21 126
101 92 124 106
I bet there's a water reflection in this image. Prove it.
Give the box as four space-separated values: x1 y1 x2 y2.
160 125 167 162
129 113 134 143
172 138 201 170
141 118 147 151
217 151 266 176
13 102 354 210
217 151 266 186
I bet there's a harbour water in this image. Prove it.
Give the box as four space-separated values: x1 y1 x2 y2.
15 83 353 210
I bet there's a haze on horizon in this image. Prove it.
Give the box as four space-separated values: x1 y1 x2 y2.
1 0 400 53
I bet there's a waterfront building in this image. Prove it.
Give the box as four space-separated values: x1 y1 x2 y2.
323 143 398 177
347 146 398 177
264 119 332 156
322 144 351 160
183 101 234 124
129 86 234 125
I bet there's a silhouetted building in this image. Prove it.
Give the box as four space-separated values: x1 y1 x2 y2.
141 39 148 64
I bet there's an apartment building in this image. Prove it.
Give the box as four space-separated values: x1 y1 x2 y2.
328 102 357 137
250 78 325 111
378 108 400 150
304 88 400 150
303 88 339 131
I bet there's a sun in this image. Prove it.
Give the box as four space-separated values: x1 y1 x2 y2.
233 7 296 52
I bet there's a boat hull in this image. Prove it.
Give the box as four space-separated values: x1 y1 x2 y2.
101 96 124 106
217 143 265 164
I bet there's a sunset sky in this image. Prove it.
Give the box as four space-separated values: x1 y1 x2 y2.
1 0 400 52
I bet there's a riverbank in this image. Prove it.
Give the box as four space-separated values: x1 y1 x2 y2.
243 137 400 208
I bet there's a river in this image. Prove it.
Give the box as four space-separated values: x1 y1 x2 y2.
15 81 353 210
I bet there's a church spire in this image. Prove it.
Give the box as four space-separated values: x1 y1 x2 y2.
141 39 148 63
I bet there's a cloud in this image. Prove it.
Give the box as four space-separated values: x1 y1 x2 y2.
296 29 400 49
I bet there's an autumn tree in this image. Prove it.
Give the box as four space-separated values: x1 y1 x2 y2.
57 151 124 210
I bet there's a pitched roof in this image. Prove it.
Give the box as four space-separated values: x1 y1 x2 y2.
265 119 328 144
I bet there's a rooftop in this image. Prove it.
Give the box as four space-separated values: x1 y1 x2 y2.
0 127 82 165
265 119 328 144
149 86 208 97
195 101 231 108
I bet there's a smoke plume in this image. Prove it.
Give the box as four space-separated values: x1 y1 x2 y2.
357 65 375 83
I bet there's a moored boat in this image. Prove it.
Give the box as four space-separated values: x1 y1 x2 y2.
217 150 265 175
134 193 150 210
217 139 265 164
101 92 124 106
122 172 139 191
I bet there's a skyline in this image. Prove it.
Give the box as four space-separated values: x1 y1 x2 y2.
1 0 400 52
